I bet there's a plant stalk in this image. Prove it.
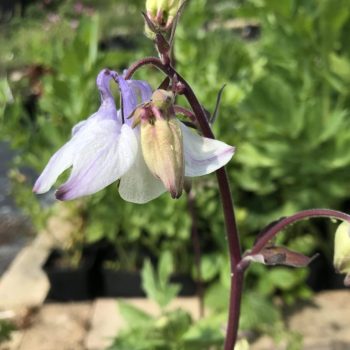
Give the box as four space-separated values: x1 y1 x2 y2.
187 189 204 318
125 56 243 349
251 209 350 255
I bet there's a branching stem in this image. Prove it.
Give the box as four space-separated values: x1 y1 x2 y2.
125 56 243 349
124 55 350 350
251 209 350 255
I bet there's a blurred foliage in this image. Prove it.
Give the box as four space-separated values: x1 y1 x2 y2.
1 0 350 342
141 251 181 309
0 320 15 344
109 303 224 350
110 252 302 349
109 254 225 350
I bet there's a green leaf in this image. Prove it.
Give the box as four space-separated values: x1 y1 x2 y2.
199 254 221 282
240 292 280 331
118 300 153 328
319 110 349 143
330 53 350 83
141 259 158 302
268 268 301 290
262 0 293 17
158 251 174 290
182 313 225 348
141 257 181 309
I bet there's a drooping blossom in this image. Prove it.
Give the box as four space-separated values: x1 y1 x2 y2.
334 221 350 286
33 69 235 204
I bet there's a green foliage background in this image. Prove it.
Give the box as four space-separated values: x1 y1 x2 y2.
1 0 350 338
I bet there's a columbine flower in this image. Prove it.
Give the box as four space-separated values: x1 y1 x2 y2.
33 69 234 204
334 221 350 286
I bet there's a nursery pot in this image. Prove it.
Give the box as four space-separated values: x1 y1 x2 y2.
102 268 197 298
43 249 96 301
170 274 197 296
102 269 145 297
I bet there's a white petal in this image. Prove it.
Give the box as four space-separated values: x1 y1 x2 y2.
33 141 75 194
72 107 120 136
71 120 88 136
180 123 235 177
119 133 166 204
56 121 138 200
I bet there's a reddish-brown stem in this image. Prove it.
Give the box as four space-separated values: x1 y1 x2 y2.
124 57 350 350
225 267 245 350
251 209 350 255
125 57 243 349
187 190 204 318
125 57 242 263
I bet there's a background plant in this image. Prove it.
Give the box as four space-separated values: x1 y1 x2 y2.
1 0 350 344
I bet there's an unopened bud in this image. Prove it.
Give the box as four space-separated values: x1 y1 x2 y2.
140 89 184 199
152 89 174 110
146 0 158 15
145 0 181 32
234 339 250 350
333 221 350 286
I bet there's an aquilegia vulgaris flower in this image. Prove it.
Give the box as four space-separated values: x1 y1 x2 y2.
33 69 234 204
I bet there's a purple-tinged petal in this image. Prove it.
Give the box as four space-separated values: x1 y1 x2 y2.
56 121 138 200
180 122 235 177
95 69 119 122
71 119 89 136
34 69 156 202
119 132 166 204
71 107 120 136
127 80 153 103
96 69 117 110
71 69 120 136
33 141 75 194
117 76 138 119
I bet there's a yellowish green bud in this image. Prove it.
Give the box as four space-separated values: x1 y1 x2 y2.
334 221 350 286
145 0 181 32
141 114 184 199
152 89 174 111
167 0 181 23
234 339 250 350
146 0 158 16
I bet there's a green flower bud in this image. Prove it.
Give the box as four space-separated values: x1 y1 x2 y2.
146 0 158 16
151 89 174 111
140 89 184 199
234 339 250 350
334 221 350 286
141 116 184 199
145 0 182 32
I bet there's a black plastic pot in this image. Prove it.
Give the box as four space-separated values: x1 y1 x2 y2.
102 269 145 297
43 250 96 301
44 240 198 299
102 268 197 298
170 274 197 296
